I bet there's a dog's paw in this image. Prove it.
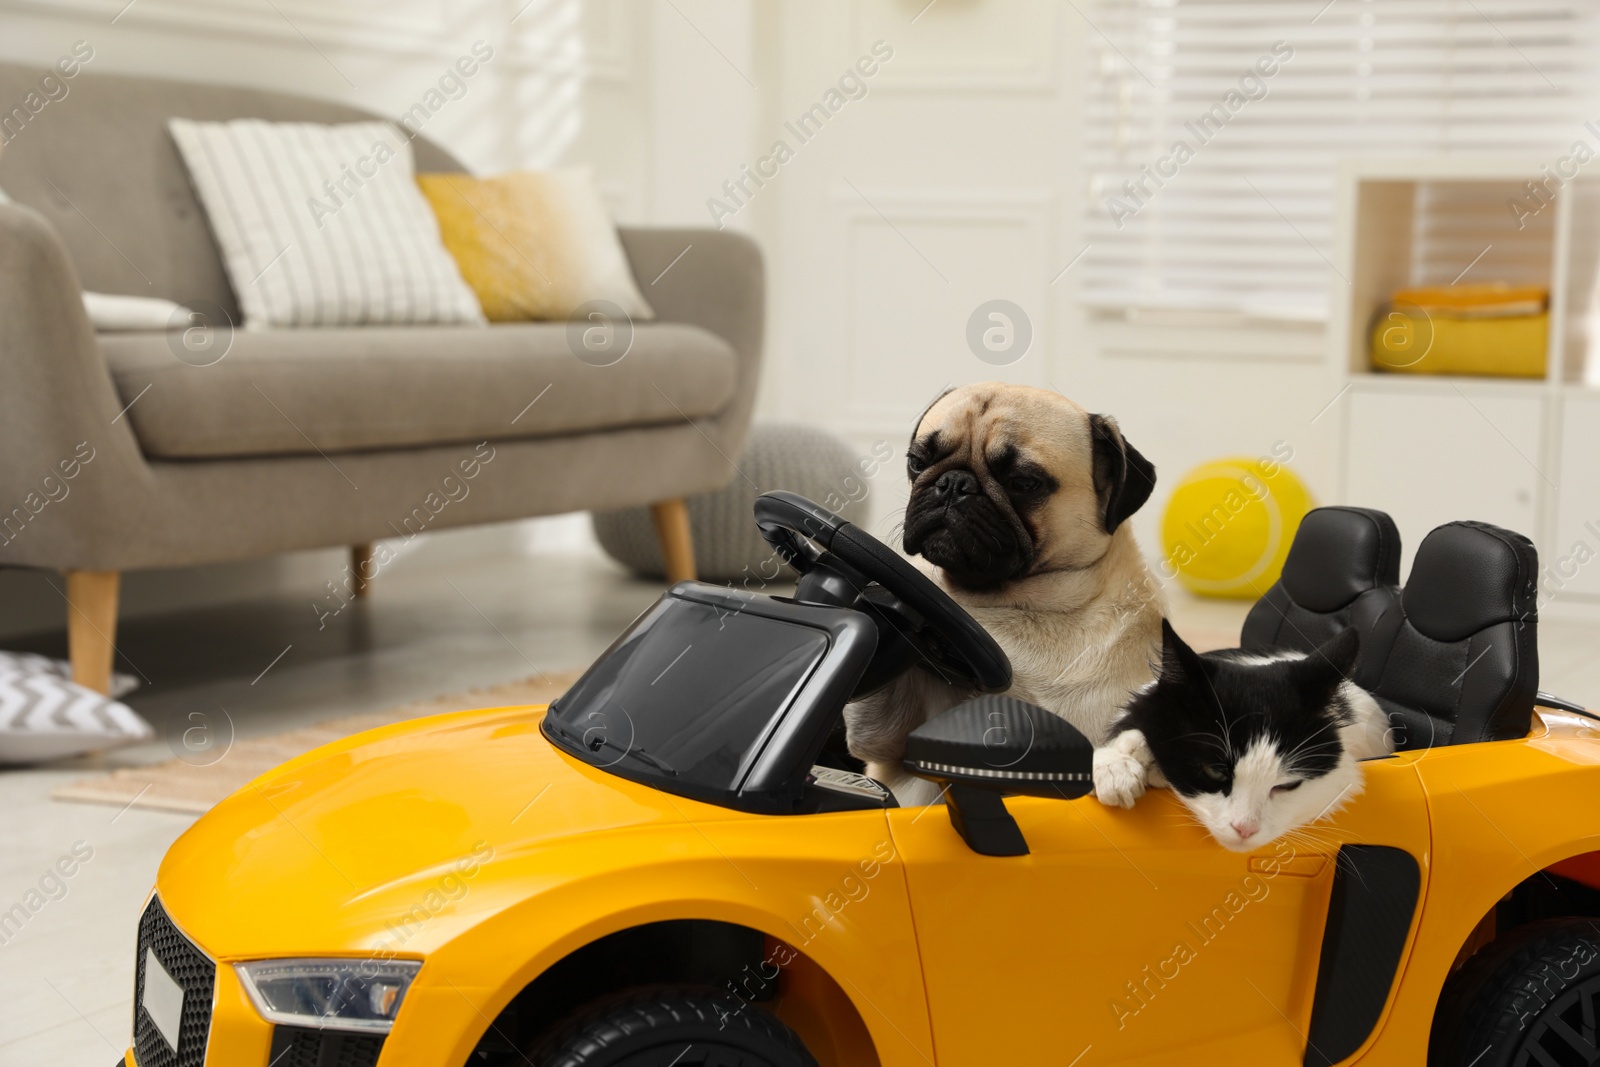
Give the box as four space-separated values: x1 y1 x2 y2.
866 761 947 808
892 776 948 808
1093 744 1148 809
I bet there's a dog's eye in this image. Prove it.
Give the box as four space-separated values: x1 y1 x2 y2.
907 454 927 477
1202 764 1230 783
1271 780 1303 794
1007 475 1042 494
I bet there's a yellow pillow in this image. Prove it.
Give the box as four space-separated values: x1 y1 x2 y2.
416 169 653 323
1370 283 1548 378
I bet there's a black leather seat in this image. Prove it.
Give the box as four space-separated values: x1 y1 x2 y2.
1361 521 1539 750
1240 506 1403 688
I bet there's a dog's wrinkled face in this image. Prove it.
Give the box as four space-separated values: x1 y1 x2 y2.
902 383 1156 591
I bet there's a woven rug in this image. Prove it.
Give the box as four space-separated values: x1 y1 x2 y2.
52 670 580 815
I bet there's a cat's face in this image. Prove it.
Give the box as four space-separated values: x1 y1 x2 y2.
1130 622 1363 852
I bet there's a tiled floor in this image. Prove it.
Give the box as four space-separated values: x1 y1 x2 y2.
3 539 1599 1064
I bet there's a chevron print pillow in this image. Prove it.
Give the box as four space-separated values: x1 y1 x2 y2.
0 668 153 765
0 651 139 698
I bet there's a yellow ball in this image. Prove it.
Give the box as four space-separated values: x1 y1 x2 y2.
1160 456 1314 599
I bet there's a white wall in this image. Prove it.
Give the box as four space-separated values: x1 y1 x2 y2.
751 1 1342 557
0 0 1349 637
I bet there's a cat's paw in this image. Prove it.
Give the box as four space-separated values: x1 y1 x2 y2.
1093 744 1149 809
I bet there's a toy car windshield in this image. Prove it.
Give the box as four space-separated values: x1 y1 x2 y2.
545 492 1014 814
542 582 878 812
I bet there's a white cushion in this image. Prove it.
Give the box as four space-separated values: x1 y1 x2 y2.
550 165 655 319
167 118 486 329
82 292 186 331
536 166 654 320
0 651 139 698
0 668 152 764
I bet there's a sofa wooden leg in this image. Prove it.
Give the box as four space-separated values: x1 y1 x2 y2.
351 543 375 598
65 569 120 695
649 499 697 584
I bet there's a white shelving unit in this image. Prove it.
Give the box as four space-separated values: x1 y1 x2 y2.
1329 159 1600 609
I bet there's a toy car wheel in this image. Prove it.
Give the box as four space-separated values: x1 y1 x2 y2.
529 986 819 1067
1432 918 1600 1066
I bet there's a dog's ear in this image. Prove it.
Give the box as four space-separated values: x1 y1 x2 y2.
909 386 955 453
906 386 956 481
1089 413 1156 534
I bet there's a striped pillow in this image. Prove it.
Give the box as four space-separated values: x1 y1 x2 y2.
168 119 485 329
0 650 139 698
0 667 153 764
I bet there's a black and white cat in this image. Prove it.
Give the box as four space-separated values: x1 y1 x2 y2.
1092 620 1394 852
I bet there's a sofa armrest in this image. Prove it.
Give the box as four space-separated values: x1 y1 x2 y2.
0 203 148 568
617 227 765 456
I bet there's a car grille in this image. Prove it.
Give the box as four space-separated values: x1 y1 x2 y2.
133 896 215 1067
268 1025 386 1067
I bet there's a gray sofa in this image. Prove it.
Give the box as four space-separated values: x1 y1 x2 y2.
0 61 763 692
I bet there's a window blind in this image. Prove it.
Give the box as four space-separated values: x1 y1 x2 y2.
1081 0 1600 322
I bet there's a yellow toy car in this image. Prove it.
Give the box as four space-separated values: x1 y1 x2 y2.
124 494 1600 1067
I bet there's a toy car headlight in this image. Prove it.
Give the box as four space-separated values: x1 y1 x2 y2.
236 958 421 1033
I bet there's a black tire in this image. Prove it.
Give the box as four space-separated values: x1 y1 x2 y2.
528 986 819 1067
1432 917 1600 1067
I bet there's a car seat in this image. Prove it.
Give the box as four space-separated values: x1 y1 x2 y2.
1360 521 1540 750
1240 506 1402 687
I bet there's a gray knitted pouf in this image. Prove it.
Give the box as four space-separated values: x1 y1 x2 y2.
592 422 870 581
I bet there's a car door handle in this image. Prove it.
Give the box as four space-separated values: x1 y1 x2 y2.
1249 852 1329 877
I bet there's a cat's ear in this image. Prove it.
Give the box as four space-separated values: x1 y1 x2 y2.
1159 618 1205 680
1311 627 1361 679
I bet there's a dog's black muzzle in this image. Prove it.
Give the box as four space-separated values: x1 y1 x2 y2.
904 469 1031 591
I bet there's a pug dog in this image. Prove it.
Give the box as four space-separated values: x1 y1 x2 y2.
845 382 1166 805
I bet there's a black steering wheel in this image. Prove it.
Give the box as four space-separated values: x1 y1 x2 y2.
753 491 1012 693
